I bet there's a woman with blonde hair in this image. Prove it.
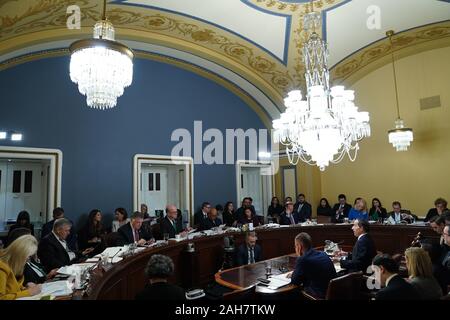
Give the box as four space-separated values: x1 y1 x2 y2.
348 198 369 221
0 234 42 299
405 247 442 300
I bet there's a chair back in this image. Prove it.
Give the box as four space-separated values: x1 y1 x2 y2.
104 232 121 247
326 271 364 300
317 216 331 224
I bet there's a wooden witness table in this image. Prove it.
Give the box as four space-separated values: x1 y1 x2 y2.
68 223 437 300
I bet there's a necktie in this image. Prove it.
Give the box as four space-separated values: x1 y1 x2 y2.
172 220 177 233
290 214 295 225
134 229 139 242
249 247 254 264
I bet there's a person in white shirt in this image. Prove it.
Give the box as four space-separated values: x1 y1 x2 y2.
112 207 130 232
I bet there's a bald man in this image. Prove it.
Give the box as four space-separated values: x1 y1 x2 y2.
160 205 188 239
199 208 223 231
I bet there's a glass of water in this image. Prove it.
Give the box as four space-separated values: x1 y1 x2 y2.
265 261 272 277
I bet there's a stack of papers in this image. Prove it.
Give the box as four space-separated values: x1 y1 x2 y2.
267 273 291 290
57 263 96 276
17 280 73 300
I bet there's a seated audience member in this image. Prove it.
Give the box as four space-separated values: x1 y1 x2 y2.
332 194 352 223
444 211 450 226
425 198 448 222
141 203 150 219
199 208 222 231
112 207 130 232
268 197 283 223
235 197 256 222
78 209 106 252
161 205 188 239
117 211 154 246
317 198 333 217
215 204 224 221
294 193 312 222
372 254 420 300
135 254 185 300
38 218 94 272
288 232 337 299
222 202 235 227
239 207 260 227
339 219 376 272
420 239 449 295
41 207 77 251
236 232 262 266
404 247 442 299
369 198 388 222
388 201 415 224
280 201 298 225
348 198 369 221
0 235 42 300
7 211 34 240
442 225 450 270
429 215 446 245
284 196 293 204
193 202 211 228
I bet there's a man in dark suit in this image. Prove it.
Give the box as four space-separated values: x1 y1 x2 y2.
372 254 420 300
161 204 186 239
193 202 211 228
288 232 337 299
340 219 377 273
425 198 448 222
117 211 154 246
38 218 94 272
279 201 299 225
294 194 312 222
136 254 185 300
234 197 256 222
236 232 262 266
332 194 352 223
41 207 77 251
199 208 222 231
387 201 415 224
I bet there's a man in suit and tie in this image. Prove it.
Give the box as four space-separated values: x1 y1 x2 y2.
193 202 211 228
372 254 420 300
279 201 298 225
199 208 222 231
236 232 262 266
332 194 352 223
161 204 188 239
339 219 377 273
117 211 154 245
38 218 94 272
287 232 337 299
388 201 414 224
40 207 77 251
294 194 312 223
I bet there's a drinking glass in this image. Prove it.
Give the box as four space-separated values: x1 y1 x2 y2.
163 233 170 241
265 262 272 278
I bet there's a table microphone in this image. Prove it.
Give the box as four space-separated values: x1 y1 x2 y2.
110 248 122 263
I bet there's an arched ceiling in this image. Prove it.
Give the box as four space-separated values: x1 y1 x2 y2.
1 0 449 125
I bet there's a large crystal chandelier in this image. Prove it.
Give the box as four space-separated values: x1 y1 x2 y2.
386 30 413 151
69 0 134 110
272 2 370 171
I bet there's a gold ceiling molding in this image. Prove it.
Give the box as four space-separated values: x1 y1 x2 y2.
331 20 450 86
252 0 340 13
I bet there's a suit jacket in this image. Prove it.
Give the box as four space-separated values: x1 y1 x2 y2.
425 208 439 222
340 234 377 273
331 203 352 222
235 206 256 222
193 211 208 227
375 275 420 300
38 232 78 273
41 219 77 251
279 211 299 225
291 249 337 299
0 260 31 300
135 282 185 300
199 217 222 231
236 244 262 266
160 216 183 239
117 222 153 245
294 201 312 222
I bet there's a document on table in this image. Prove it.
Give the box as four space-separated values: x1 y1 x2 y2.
57 263 96 276
267 273 291 290
16 280 73 300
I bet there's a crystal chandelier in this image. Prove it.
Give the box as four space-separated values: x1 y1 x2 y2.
386 30 413 151
69 0 134 110
272 2 370 171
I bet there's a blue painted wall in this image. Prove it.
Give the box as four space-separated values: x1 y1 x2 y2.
0 56 267 226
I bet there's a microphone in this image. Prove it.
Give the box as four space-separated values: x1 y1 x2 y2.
110 248 122 263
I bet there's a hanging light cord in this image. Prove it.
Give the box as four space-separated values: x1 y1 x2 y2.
387 31 401 120
102 0 107 20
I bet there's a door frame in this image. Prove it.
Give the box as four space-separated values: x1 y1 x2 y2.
0 146 62 222
133 154 194 222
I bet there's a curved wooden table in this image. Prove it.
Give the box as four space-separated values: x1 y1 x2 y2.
82 223 437 300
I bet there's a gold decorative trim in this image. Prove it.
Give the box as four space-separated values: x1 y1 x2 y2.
69 38 134 58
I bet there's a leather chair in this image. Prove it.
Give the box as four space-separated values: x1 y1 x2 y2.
301 271 365 300
317 215 331 224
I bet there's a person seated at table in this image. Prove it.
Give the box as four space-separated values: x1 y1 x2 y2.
420 239 449 295
193 202 211 228
294 193 312 223
429 215 446 245
339 219 376 273
222 201 236 227
267 197 283 224
279 201 299 225
234 197 256 222
38 218 94 272
0 235 43 300
199 208 223 231
372 254 420 300
135 254 185 300
78 209 106 253
388 201 415 224
425 198 448 222
7 211 34 241
141 203 151 219
369 198 388 222
317 198 333 217
160 205 189 239
117 211 154 246
41 207 77 251
236 232 262 266
404 247 442 299
332 194 352 223
287 232 337 299
112 207 130 232
348 198 369 221
238 207 260 227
